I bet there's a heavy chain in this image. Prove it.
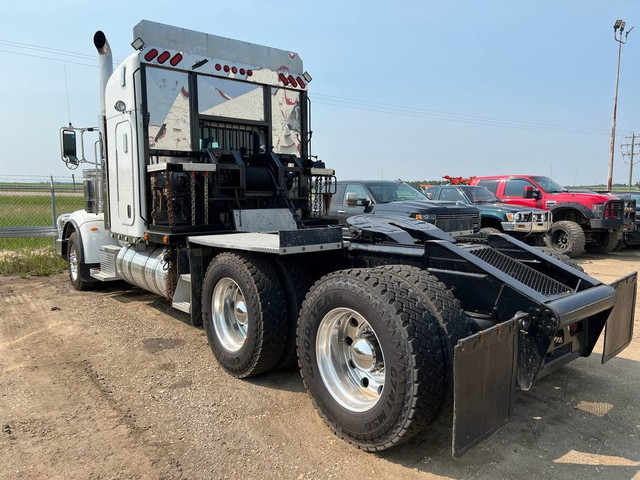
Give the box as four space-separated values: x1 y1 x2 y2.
204 171 209 225
190 171 197 226
164 172 175 227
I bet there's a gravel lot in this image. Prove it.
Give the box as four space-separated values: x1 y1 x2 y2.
1 251 639 480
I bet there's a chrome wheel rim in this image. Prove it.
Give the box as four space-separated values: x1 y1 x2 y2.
211 278 248 352
69 246 79 282
316 308 385 412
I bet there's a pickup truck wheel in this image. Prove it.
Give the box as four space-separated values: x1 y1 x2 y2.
534 247 584 272
67 232 95 291
585 230 620 254
202 252 287 378
543 220 585 258
297 268 448 451
479 227 501 236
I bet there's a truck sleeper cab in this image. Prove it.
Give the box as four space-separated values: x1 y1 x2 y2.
56 21 637 457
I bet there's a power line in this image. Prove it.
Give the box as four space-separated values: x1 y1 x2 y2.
0 48 98 67
311 92 608 135
311 97 609 135
0 39 613 136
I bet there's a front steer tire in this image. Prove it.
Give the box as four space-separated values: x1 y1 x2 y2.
67 232 95 291
297 268 448 451
543 220 585 258
202 252 287 378
585 230 620 254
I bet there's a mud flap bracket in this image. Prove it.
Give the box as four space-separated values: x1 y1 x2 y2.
452 318 518 457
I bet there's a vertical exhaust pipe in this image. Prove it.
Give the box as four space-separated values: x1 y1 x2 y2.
93 30 113 118
93 30 113 225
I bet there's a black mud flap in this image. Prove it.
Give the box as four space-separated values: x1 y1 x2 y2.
602 272 637 364
452 319 518 457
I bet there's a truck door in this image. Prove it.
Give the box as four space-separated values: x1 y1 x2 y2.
502 178 540 209
114 121 135 226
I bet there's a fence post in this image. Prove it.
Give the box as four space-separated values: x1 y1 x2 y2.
50 175 57 227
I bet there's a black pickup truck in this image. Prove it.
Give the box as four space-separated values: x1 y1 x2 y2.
328 180 480 237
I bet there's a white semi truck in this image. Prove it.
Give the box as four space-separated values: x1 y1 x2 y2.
56 21 636 456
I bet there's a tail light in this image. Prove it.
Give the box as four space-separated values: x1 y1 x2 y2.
231 66 238 74
170 52 183 66
296 76 306 88
278 73 289 85
144 48 159 61
288 75 298 87
156 51 171 64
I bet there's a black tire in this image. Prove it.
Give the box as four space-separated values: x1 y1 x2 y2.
534 247 584 272
272 258 314 368
67 232 95 291
297 268 448 451
370 265 471 406
479 227 502 236
543 220 585 258
202 252 287 378
585 230 620 254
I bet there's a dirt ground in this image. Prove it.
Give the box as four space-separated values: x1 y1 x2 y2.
1 252 639 480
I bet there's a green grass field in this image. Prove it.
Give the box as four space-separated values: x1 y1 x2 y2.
0 193 85 275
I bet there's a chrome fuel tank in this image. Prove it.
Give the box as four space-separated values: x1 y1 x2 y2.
116 245 168 298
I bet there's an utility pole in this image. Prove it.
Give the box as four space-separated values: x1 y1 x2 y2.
607 20 633 191
621 133 640 191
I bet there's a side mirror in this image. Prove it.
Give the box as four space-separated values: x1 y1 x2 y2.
345 192 363 206
60 128 79 169
425 192 433 200
523 186 534 199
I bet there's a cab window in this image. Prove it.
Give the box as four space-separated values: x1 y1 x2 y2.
477 179 499 194
504 178 534 197
344 184 370 203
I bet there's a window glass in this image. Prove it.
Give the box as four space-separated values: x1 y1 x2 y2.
531 176 565 193
271 88 301 156
198 76 265 121
459 186 499 203
477 179 499 194
504 178 534 197
367 183 425 203
146 67 191 151
439 188 466 202
344 184 370 202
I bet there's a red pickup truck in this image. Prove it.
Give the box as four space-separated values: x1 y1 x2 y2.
470 175 634 257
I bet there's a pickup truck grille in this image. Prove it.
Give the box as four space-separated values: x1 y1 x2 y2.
605 200 622 219
469 246 571 298
434 213 480 233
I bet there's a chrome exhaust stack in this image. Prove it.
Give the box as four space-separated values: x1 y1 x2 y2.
93 30 113 118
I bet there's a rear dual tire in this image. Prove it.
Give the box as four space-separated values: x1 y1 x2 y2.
201 252 287 378
297 267 468 451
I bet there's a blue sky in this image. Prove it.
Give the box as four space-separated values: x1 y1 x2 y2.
0 0 638 186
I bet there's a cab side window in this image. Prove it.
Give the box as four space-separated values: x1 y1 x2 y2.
477 179 499 194
504 179 534 197
345 184 370 203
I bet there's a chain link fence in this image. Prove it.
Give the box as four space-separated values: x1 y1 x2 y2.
0 174 86 276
